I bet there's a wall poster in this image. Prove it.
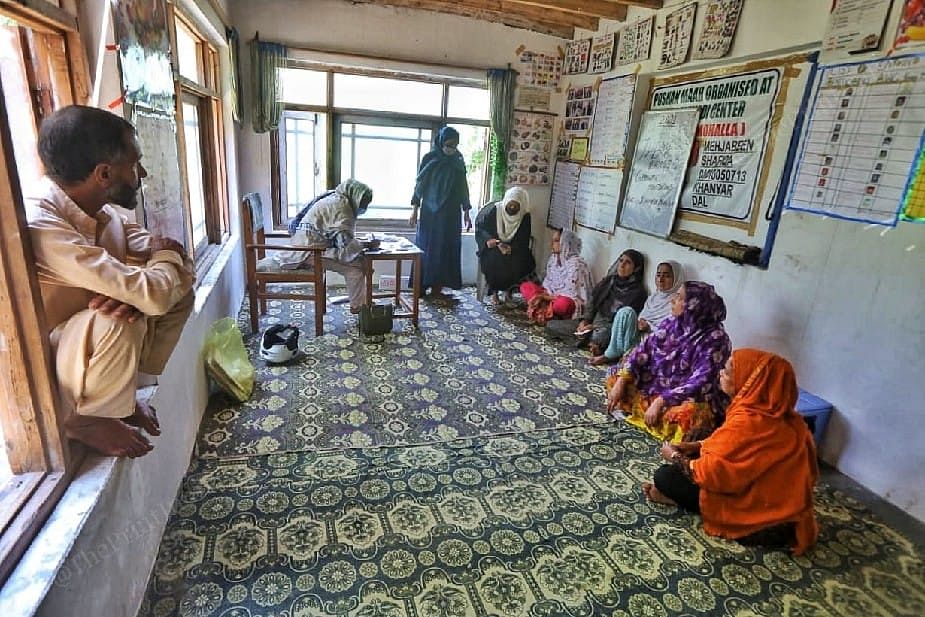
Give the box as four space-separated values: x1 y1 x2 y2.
576 167 625 233
111 0 174 112
547 161 581 230
617 16 654 66
517 86 551 110
693 0 743 60
506 111 555 185
900 139 925 222
821 0 892 61
590 32 616 74
788 54 925 226
564 38 592 75
651 67 782 226
517 49 562 89
896 0 925 49
659 3 698 70
620 109 700 238
589 73 637 167
564 84 597 135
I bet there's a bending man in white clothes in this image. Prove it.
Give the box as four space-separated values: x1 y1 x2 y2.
26 105 195 458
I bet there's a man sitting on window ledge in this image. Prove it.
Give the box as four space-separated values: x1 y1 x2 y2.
25 105 195 458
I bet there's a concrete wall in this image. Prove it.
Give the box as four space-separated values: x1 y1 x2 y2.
563 0 924 521
33 1 247 615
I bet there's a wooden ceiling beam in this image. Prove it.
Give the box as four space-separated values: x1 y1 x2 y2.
506 0 627 21
614 0 664 9
353 0 584 38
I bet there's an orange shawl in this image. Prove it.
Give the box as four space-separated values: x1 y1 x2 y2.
690 349 819 554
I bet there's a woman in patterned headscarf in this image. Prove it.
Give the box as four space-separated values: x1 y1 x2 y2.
644 348 819 555
606 281 732 443
520 228 593 324
264 179 375 312
410 126 472 297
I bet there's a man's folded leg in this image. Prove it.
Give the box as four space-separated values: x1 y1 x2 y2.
52 308 154 457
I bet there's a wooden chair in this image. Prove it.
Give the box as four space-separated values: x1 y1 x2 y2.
241 193 327 336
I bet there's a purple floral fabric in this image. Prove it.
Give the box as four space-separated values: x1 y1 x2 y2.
622 281 732 417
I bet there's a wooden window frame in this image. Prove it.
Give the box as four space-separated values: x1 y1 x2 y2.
170 7 228 268
0 0 88 586
271 63 491 230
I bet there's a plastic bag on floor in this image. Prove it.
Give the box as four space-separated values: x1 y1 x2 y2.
203 317 255 402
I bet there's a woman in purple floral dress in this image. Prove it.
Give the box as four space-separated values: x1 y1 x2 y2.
606 281 732 443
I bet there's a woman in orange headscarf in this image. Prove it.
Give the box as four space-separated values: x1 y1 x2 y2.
643 348 819 554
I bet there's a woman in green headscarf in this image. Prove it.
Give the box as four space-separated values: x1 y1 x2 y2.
261 179 376 312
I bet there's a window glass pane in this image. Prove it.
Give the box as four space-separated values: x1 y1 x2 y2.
284 114 321 217
279 67 327 106
334 74 442 115
175 22 201 84
182 101 207 248
449 123 490 210
447 85 489 121
0 25 42 190
340 123 432 218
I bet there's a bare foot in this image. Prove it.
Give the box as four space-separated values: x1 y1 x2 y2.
588 355 610 366
64 414 153 458
350 306 362 314
642 482 677 506
123 399 161 436
588 342 602 357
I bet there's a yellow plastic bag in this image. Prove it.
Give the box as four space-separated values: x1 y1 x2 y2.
203 317 255 402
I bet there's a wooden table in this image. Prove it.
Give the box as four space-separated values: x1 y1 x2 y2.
362 240 423 327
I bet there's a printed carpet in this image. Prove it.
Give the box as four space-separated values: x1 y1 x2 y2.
141 290 925 616
197 292 608 458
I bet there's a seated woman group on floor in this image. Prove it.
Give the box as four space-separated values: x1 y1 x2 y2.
488 225 818 555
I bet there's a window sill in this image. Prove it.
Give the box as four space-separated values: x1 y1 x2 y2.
0 453 118 617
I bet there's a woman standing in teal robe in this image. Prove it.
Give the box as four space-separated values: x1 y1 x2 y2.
410 127 472 296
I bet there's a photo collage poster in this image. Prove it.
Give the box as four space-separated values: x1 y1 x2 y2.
659 2 698 70
507 111 555 186
564 38 592 75
517 50 562 89
788 53 925 226
590 32 616 74
693 0 744 60
617 17 654 66
564 84 597 136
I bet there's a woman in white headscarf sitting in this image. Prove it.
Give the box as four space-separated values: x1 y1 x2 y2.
588 259 684 365
637 260 685 334
474 186 536 304
520 228 593 325
259 179 376 313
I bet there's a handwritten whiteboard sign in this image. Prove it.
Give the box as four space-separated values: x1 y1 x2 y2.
619 109 699 238
575 167 624 233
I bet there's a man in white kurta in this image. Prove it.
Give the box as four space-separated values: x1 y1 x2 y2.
25 105 194 458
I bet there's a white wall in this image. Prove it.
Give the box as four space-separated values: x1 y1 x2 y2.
32 1 247 615
564 0 925 521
